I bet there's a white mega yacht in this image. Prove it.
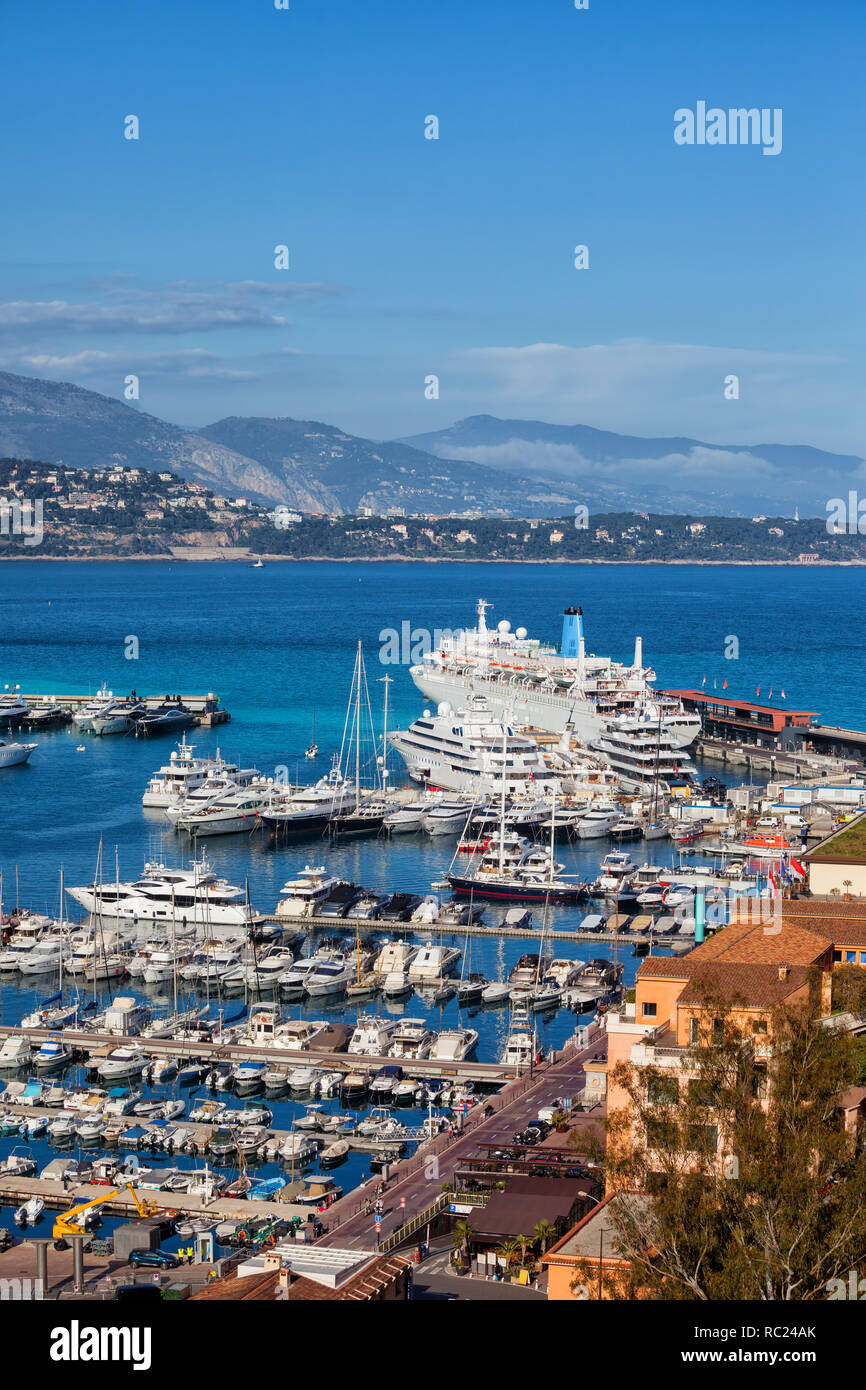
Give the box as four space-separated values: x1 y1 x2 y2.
275 865 341 919
390 695 561 797
410 600 700 747
590 706 700 796
141 739 258 808
0 738 37 768
66 859 264 934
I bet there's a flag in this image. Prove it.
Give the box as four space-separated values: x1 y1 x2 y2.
701 675 706 687
756 685 761 698
713 678 717 689
723 679 727 689
789 857 806 880
768 868 778 894
781 689 786 700
768 687 773 700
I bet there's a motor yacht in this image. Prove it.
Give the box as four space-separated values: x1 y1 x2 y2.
428 1028 478 1061
304 954 354 998
0 1035 32 1069
347 1015 399 1056
142 739 258 807
172 783 270 837
0 691 31 728
18 936 68 975
387 1019 436 1059
67 858 264 934
0 738 37 768
98 1047 150 1080
275 865 341 918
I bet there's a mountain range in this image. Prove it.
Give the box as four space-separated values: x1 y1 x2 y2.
0 371 860 517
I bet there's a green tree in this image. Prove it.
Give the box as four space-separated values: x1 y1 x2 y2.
603 985 866 1299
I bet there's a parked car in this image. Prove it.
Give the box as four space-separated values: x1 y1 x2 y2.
127 1247 180 1270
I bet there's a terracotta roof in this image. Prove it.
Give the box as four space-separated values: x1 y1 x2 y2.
838 1086 866 1110
685 916 831 966
190 1270 280 1301
678 962 812 1008
635 957 691 979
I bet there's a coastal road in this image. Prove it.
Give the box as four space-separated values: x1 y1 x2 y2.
319 1029 606 1252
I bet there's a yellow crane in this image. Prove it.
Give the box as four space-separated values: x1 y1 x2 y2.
53 1183 159 1242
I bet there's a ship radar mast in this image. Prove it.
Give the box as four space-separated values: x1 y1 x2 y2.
476 598 492 636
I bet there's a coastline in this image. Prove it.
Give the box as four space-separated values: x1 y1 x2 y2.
0 554 864 566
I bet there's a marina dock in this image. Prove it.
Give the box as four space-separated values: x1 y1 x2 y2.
0 1023 517 1085
18 691 229 726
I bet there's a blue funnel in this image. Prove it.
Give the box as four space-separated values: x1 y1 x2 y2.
561 606 584 658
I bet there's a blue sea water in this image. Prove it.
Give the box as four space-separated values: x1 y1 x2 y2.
0 560 862 1234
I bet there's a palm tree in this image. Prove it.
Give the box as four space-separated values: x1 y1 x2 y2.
843 880 853 901
533 1220 557 1255
496 1237 521 1272
452 1219 473 1266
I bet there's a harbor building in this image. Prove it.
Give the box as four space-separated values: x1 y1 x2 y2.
660 689 818 749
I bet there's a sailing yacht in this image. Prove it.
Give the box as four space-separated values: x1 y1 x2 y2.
305 710 318 759
328 642 395 836
259 769 354 835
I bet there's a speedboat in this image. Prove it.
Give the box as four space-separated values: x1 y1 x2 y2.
0 1148 37 1178
98 1047 150 1080
13 1197 44 1226
230 1062 267 1094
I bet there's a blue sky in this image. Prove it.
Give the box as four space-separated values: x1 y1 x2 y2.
0 0 862 452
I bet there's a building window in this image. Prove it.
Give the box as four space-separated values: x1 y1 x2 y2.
642 1002 657 1019
687 1124 719 1154
647 1076 678 1105
833 951 843 963
846 951 857 963
689 1017 700 1046
711 1018 724 1047
752 1019 768 1035
753 1065 768 1100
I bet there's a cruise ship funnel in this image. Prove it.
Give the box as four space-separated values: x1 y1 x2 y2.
561 606 583 658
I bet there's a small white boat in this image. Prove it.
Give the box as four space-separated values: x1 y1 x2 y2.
34 1034 73 1071
0 1034 33 1069
0 1148 37 1178
14 1197 44 1226
99 1047 150 1080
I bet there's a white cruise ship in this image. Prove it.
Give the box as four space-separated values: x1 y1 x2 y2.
390 695 561 797
66 859 264 934
410 600 700 748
